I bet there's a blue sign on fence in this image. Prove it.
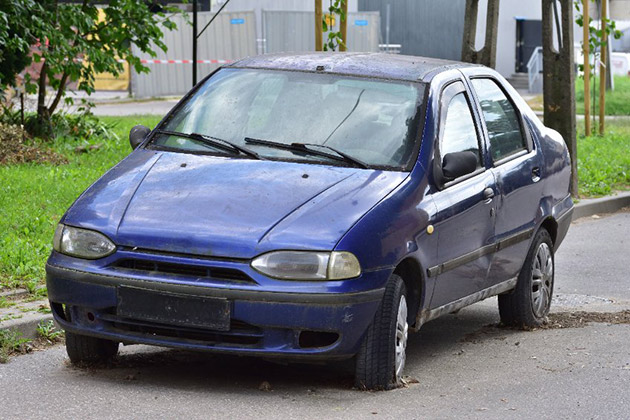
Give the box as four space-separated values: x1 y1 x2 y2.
230 18 245 24
354 19 368 26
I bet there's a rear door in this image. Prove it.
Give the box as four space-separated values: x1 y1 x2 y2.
428 80 497 309
468 76 543 284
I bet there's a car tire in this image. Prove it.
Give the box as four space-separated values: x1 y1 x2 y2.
65 332 119 365
354 274 408 390
499 228 554 328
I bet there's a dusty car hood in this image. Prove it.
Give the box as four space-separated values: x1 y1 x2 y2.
62 150 408 258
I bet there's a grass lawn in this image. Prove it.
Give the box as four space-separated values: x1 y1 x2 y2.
0 113 629 292
577 119 630 196
0 115 161 291
526 75 630 116
576 76 630 116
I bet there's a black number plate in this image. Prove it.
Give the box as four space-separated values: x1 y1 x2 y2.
117 286 230 331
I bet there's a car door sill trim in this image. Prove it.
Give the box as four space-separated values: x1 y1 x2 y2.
416 277 518 328
427 228 534 277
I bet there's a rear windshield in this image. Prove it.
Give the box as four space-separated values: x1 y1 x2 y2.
152 68 426 170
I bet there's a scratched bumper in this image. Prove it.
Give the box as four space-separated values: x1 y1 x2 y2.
46 261 386 360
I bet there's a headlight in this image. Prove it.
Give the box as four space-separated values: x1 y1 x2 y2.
53 224 116 259
251 251 361 280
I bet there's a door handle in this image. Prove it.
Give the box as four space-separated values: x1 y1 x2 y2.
531 167 541 182
483 187 495 201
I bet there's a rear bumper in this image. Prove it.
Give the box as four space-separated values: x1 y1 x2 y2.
46 263 385 360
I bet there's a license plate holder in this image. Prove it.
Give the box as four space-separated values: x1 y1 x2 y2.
117 286 230 331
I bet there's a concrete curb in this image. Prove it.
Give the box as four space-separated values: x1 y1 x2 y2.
573 191 630 220
1 313 53 340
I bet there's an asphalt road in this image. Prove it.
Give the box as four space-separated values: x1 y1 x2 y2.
1 212 629 420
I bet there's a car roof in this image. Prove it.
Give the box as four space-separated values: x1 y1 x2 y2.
228 52 482 83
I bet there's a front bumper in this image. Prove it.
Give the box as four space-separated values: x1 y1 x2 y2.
46 262 386 360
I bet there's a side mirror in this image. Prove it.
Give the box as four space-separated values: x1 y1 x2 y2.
129 125 151 150
442 151 478 181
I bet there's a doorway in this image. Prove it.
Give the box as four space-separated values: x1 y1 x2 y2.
515 18 542 73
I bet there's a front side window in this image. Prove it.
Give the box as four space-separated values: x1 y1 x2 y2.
151 68 426 170
471 78 527 162
440 92 482 168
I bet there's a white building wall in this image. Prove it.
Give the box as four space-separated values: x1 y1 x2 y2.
474 0 543 78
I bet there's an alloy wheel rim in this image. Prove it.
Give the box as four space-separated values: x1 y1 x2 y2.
531 242 553 318
395 295 409 380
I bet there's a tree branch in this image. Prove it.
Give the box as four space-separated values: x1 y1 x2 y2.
47 72 69 115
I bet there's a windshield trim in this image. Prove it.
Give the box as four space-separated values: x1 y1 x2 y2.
146 67 428 172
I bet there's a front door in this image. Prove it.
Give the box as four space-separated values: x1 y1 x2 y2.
429 81 497 309
469 77 543 283
515 18 542 73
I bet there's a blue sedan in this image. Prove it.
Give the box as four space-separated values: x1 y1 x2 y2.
46 53 573 390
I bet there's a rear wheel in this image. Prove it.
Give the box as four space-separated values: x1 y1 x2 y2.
65 332 119 365
355 274 408 390
499 229 554 328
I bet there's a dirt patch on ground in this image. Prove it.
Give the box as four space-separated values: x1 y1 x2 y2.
461 310 630 343
0 123 67 165
542 310 630 329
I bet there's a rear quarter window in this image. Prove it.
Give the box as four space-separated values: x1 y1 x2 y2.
471 78 527 162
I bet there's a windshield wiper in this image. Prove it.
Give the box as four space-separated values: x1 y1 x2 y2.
244 137 368 169
155 130 260 159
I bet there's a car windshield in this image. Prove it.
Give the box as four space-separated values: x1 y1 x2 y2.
151 68 425 170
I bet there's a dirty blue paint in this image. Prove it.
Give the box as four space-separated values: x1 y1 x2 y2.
46 53 573 361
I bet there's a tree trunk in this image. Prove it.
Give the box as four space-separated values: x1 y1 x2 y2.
340 0 348 52
35 60 53 138
542 0 578 196
461 0 500 68
315 0 323 51
48 72 69 116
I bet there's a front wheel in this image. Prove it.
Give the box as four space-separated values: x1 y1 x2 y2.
499 228 554 328
65 332 119 365
354 274 408 390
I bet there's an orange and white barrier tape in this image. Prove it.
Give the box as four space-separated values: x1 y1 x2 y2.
138 59 233 64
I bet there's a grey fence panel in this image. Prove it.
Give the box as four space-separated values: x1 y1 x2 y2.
347 12 381 52
262 11 381 53
262 11 314 53
131 11 257 98
358 0 466 60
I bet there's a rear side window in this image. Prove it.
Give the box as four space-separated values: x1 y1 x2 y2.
440 92 482 168
471 79 526 162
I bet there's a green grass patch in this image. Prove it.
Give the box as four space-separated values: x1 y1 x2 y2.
0 115 161 290
526 75 630 116
0 329 31 363
577 119 630 197
576 76 630 116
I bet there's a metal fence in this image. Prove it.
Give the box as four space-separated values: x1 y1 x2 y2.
262 11 381 54
131 11 257 98
130 10 381 98
358 0 466 60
